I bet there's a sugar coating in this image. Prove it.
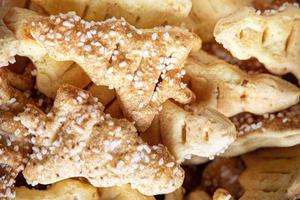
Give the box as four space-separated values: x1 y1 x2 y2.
29 11 201 131
20 85 184 196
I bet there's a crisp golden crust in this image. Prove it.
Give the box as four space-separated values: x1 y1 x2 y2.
224 103 300 156
185 50 300 117
21 10 200 131
159 101 236 162
20 84 184 196
214 3 300 80
239 145 300 200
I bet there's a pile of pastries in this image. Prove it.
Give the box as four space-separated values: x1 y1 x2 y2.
0 0 300 199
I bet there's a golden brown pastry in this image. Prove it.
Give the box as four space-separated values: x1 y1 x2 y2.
19 84 184 196
0 71 35 199
224 103 300 156
159 101 236 162
14 179 100 200
183 102 300 162
239 145 300 200
185 50 300 117
3 7 200 131
214 3 300 80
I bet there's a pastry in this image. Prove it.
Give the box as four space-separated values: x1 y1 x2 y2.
19 84 184 195
214 3 300 80
159 101 236 162
239 145 300 200
185 50 300 117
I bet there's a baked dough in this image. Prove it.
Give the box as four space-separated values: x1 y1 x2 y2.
185 50 300 117
159 101 236 162
20 84 184 196
214 3 300 80
18 8 200 131
240 145 300 200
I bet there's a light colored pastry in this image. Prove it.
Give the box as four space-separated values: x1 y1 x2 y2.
239 144 300 200
20 84 184 196
224 103 300 156
184 102 300 162
34 56 91 97
14 8 200 131
3 8 91 97
0 21 19 67
14 179 100 200
183 0 253 42
185 50 300 117
214 3 300 80
159 101 236 162
30 0 192 29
